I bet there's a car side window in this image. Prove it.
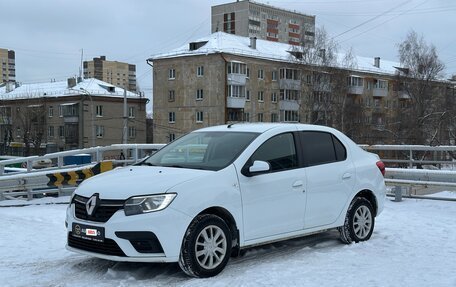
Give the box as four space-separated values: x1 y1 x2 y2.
250 133 298 172
300 131 346 166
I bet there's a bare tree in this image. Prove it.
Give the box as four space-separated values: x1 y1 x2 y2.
396 30 446 144
16 100 46 156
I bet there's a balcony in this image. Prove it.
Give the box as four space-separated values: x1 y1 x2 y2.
373 88 387 97
348 86 364 95
227 73 247 86
227 97 246 109
279 100 300 111
279 79 301 90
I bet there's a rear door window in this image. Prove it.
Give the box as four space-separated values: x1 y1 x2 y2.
299 131 346 167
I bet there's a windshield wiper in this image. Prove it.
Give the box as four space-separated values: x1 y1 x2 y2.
136 162 155 166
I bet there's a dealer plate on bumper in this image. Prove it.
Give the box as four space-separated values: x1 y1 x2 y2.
72 223 105 243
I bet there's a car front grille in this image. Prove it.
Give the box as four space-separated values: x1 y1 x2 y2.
68 232 126 257
73 195 124 223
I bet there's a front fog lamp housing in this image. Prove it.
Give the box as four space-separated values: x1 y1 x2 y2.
124 193 177 216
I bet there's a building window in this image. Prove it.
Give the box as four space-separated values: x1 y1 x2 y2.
244 112 250 122
48 106 53 117
128 107 135 118
197 66 204 77
271 113 278 122
169 112 176 123
96 125 104 138
347 76 363 87
280 110 299 122
169 68 176 79
280 89 300 101
271 92 278 103
227 62 247 74
374 79 387 89
128 126 136 138
169 133 175 142
246 90 250 101
59 105 63 117
258 91 264 102
196 111 203 123
257 113 264 122
228 85 245 98
258 69 264 79
272 70 278 81
196 89 204 100
96 105 103 117
168 90 175 102
246 67 250 78
280 68 300 80
59 126 65 138
48 126 54 138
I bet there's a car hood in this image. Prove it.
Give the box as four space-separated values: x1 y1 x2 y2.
75 165 212 199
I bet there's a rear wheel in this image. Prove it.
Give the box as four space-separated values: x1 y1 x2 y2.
339 197 375 244
179 214 232 278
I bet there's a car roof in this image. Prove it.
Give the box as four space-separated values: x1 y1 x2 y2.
193 123 338 134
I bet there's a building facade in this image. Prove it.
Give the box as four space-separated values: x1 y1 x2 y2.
211 0 315 46
0 48 15 84
148 32 453 145
0 78 147 155
83 56 137 92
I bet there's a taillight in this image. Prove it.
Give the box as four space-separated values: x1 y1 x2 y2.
376 161 386 177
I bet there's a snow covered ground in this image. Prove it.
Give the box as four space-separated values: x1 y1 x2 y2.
1 194 455 287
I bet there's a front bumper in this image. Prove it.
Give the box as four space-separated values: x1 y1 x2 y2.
65 202 192 263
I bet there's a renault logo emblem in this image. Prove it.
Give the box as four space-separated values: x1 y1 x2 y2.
86 193 100 216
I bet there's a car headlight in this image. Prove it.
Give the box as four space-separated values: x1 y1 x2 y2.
124 193 177 216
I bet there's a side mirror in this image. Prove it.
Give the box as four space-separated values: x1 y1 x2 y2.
242 160 270 177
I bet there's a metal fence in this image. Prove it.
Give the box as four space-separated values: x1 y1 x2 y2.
1 144 455 202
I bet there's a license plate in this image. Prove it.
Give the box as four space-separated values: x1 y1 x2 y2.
72 223 105 242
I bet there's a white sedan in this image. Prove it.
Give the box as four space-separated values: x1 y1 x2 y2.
66 123 386 277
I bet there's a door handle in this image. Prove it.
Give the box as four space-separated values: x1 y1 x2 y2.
342 173 352 180
292 180 303 188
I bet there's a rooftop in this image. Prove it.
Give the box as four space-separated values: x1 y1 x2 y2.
148 32 402 77
0 78 140 101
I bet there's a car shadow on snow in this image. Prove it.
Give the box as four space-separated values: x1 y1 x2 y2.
69 230 342 282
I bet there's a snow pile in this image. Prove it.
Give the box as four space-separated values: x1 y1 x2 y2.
0 195 455 286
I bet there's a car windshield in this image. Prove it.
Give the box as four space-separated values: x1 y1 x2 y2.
143 131 259 171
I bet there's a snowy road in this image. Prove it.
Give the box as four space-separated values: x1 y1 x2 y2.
1 196 455 287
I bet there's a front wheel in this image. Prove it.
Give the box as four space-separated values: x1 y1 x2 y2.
179 214 232 278
339 197 375 244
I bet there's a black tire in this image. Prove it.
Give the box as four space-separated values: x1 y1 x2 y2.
338 197 375 244
178 214 232 278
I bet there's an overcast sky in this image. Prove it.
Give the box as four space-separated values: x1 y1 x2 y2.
1 0 455 111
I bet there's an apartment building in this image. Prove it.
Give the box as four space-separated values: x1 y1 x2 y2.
211 0 315 46
148 32 452 145
0 48 15 84
83 56 137 92
0 78 147 155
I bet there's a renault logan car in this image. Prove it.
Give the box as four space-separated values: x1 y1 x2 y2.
66 123 386 277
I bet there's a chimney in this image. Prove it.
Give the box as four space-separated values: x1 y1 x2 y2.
100 56 106 61
249 37 257 49
452 75 456 81
77 76 83 83
5 81 15 93
374 57 380 68
67 77 76 88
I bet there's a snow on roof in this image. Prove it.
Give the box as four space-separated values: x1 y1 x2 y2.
0 78 139 101
149 31 401 77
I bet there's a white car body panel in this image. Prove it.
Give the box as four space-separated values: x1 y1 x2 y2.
66 123 386 264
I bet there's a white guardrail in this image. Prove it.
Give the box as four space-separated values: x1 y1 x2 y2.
0 144 165 201
0 144 455 202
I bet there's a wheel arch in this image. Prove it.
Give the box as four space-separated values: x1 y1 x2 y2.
197 206 240 251
354 189 378 216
